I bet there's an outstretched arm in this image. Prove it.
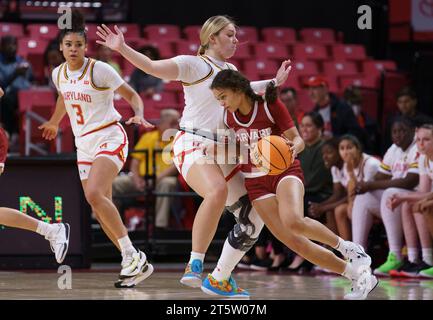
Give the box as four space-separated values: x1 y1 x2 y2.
96 24 179 81
250 60 292 93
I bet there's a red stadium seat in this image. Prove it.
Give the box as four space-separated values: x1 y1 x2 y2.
131 39 175 59
243 59 279 77
236 26 259 43
331 44 367 61
232 43 252 59
175 40 200 56
322 61 359 77
163 81 183 94
17 38 49 82
107 23 140 39
339 75 379 89
300 28 336 44
144 25 181 41
85 24 99 41
261 27 297 44
183 25 201 42
362 60 397 77
296 89 315 112
253 42 289 61
293 44 328 61
27 24 59 40
0 23 24 38
141 92 179 109
291 60 319 77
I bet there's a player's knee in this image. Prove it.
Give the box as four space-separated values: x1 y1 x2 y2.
334 206 346 220
206 181 228 202
283 216 305 235
85 188 104 207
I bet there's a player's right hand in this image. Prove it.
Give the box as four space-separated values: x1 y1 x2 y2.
96 24 125 52
38 122 58 140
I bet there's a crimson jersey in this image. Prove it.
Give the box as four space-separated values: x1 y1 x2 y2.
224 98 303 178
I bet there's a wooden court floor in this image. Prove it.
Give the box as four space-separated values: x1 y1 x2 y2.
0 265 432 300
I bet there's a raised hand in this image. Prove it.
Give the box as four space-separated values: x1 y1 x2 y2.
96 24 125 52
274 59 292 87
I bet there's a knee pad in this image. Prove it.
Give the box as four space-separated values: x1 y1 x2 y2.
226 194 265 252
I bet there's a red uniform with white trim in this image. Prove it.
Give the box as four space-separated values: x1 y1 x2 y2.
224 99 304 202
52 57 127 180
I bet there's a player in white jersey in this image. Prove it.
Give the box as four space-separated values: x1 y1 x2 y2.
351 117 420 276
96 16 291 297
38 10 154 288
0 87 69 264
387 124 433 277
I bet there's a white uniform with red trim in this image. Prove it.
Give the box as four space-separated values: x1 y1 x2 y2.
52 57 128 180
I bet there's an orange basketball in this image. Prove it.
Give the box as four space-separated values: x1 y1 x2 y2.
251 135 292 175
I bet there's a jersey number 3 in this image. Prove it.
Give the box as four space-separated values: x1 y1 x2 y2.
72 104 84 125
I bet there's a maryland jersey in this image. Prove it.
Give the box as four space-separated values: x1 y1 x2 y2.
172 54 236 133
379 140 419 179
224 99 303 179
52 58 124 137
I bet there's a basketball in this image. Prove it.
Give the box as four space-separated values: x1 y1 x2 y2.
251 135 293 175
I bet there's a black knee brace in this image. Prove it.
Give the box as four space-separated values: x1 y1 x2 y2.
226 194 259 252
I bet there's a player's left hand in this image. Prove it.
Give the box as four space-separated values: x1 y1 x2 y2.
126 116 154 128
281 135 296 163
274 59 292 87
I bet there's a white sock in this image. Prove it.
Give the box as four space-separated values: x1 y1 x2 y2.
333 237 343 250
390 246 403 261
118 235 135 254
211 240 245 281
342 262 358 280
189 251 205 264
422 248 433 265
407 247 419 263
36 221 54 237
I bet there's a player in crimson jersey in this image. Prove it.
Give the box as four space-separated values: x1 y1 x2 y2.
207 69 378 300
38 10 154 288
0 87 70 263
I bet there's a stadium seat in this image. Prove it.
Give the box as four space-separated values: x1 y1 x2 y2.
232 43 252 59
291 60 319 77
322 61 359 77
107 23 141 39
300 28 336 44
261 27 297 44
296 89 315 112
163 81 183 94
362 60 397 77
293 43 328 61
243 59 279 77
183 25 201 41
27 24 59 40
236 26 259 43
131 39 175 59
253 42 289 60
175 40 200 56
331 44 367 61
0 23 24 38
339 75 379 89
144 25 181 41
85 23 99 41
17 38 49 82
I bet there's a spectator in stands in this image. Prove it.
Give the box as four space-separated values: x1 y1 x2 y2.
352 117 419 276
129 46 163 96
0 35 33 145
333 135 381 241
387 124 433 277
383 86 433 152
306 75 366 144
343 86 380 155
96 45 122 75
44 41 64 90
112 109 180 230
279 87 303 129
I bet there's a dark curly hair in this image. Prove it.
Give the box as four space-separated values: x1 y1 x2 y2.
210 69 277 104
59 9 87 43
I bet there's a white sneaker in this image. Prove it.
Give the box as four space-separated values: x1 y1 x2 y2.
46 223 70 264
115 261 154 288
344 265 379 300
120 249 147 279
342 242 372 271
